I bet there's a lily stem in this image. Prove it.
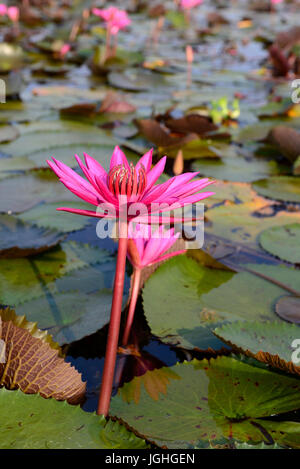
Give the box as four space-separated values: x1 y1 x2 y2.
97 222 128 416
122 268 142 346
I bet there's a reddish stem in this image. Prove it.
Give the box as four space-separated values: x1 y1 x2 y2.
97 222 128 416
105 26 112 62
122 268 141 346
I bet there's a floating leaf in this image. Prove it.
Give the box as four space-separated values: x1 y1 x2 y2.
275 296 300 324
0 170 79 214
214 321 300 376
18 202 93 233
142 256 300 350
192 155 282 182
0 215 64 258
136 119 193 148
266 126 300 163
0 308 85 403
165 115 218 136
28 144 116 170
252 177 300 203
0 125 19 143
1 129 117 158
0 241 111 305
205 201 300 250
259 223 300 264
12 253 129 344
0 389 148 449
110 357 300 448
17 290 114 346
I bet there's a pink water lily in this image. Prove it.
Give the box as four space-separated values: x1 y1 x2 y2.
48 145 213 418
127 224 185 269
92 6 131 35
122 224 186 345
47 146 214 223
180 0 203 10
0 4 7 16
7 5 19 22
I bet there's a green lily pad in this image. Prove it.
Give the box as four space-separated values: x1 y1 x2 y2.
18 202 93 233
16 290 114 345
108 69 168 92
192 156 282 182
28 144 116 170
0 156 36 172
214 321 300 376
10 250 129 344
1 129 117 158
110 356 300 449
0 215 64 258
0 389 147 449
259 223 300 263
142 256 300 351
0 170 80 214
0 125 19 143
205 201 300 250
0 241 112 306
252 177 300 203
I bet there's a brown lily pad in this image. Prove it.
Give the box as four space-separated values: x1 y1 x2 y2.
165 114 218 136
0 307 86 404
276 296 300 324
135 119 195 148
266 126 300 164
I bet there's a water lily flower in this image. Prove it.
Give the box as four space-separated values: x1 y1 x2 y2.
127 224 185 269
180 0 203 10
47 146 214 417
59 43 71 58
122 224 186 345
92 7 131 62
0 4 7 16
92 6 131 35
7 6 19 22
47 146 214 223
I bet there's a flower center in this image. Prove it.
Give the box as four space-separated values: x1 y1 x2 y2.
107 163 147 199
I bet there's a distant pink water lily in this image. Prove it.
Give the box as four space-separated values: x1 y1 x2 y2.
47 146 214 223
127 224 185 269
122 224 186 345
59 43 71 58
180 0 203 10
92 6 131 35
0 4 7 16
7 5 19 22
271 0 283 4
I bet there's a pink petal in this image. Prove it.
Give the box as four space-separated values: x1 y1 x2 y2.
51 157 99 197
60 179 101 206
109 146 130 171
56 207 115 218
144 156 167 191
152 250 187 265
135 148 153 173
83 152 107 179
